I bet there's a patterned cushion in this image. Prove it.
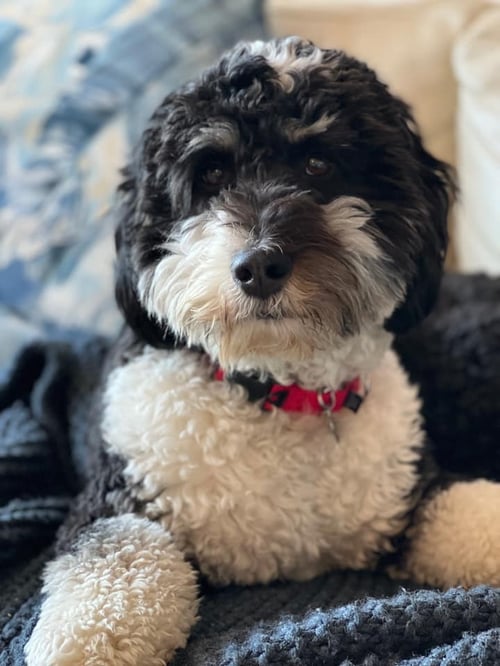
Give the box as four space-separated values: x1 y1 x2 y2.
0 0 264 365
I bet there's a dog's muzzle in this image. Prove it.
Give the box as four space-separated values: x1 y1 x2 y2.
231 248 293 299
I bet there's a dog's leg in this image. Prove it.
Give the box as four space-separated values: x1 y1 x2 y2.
396 480 500 588
25 513 199 666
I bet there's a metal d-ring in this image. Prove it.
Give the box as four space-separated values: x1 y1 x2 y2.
317 390 339 441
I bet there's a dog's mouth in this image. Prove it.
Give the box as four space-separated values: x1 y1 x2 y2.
250 298 288 322
255 312 281 321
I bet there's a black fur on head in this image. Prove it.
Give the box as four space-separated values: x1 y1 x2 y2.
114 37 454 357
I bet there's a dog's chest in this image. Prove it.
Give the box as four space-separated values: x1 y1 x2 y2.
102 347 423 585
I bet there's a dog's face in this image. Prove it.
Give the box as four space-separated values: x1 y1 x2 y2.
115 37 452 368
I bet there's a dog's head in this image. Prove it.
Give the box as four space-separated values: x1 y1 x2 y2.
115 37 453 369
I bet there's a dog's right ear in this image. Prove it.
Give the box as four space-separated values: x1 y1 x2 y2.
114 170 178 349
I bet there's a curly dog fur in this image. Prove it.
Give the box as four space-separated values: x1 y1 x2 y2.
26 38 500 666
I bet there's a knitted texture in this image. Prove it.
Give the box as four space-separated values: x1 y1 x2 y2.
1 274 500 665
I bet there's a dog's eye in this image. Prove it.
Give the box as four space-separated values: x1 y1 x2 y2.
201 164 233 192
202 166 226 187
195 151 234 196
305 157 330 177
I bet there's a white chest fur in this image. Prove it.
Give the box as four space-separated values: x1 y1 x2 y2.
102 347 423 585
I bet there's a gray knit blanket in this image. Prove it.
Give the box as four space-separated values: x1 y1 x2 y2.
1 330 500 665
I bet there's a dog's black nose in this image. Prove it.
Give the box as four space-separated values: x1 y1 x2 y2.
231 249 293 299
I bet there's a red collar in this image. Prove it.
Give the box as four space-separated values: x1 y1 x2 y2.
213 367 364 415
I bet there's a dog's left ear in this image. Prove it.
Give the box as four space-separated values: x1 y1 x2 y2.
114 169 178 349
385 120 456 335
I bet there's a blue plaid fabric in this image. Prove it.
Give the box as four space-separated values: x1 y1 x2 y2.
0 0 264 365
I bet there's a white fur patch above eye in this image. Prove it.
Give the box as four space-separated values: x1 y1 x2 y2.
185 121 239 157
285 114 336 142
247 37 325 92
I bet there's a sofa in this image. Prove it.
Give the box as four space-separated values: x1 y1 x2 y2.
267 0 500 273
1 2 500 664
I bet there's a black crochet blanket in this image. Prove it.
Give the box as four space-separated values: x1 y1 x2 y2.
1 274 500 666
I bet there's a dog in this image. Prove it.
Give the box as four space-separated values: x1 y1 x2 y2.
25 37 500 666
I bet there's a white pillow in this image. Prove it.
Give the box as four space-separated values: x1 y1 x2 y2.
453 6 500 274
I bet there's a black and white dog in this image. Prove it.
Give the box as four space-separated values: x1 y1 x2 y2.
26 38 500 666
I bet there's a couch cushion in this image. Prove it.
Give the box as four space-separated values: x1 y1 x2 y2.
0 0 265 365
453 6 500 274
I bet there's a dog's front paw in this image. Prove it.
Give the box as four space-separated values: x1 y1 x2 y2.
25 514 198 666
398 480 500 588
